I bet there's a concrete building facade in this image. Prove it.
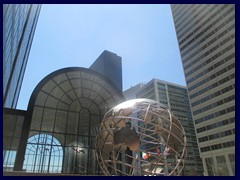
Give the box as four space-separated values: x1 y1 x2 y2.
124 78 203 175
171 4 235 175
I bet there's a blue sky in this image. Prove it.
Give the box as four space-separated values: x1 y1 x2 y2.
17 4 186 110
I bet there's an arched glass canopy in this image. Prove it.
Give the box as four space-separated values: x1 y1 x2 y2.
24 67 125 174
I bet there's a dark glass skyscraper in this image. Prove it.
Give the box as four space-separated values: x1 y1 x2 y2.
3 4 41 108
90 50 123 91
171 4 235 176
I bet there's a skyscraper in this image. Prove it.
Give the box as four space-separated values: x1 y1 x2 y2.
89 50 123 91
124 78 203 176
171 4 235 175
3 4 41 108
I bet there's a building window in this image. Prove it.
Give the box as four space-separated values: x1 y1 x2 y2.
215 156 229 176
228 154 235 175
205 157 214 176
23 134 63 173
3 112 24 171
3 150 17 171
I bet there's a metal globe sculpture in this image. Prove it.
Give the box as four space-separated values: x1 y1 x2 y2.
96 99 187 176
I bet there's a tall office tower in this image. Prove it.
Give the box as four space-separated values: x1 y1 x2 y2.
124 79 203 176
90 50 123 91
171 4 235 176
3 4 41 108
